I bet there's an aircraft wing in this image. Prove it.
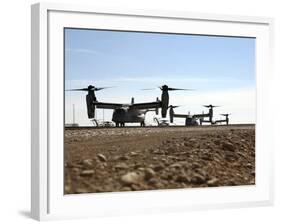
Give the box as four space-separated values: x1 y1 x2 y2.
93 101 124 109
192 114 210 118
173 114 189 118
129 101 161 110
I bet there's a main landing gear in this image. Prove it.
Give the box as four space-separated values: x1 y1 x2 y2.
115 122 125 127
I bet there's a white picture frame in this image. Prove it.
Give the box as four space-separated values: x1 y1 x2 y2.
31 2 274 221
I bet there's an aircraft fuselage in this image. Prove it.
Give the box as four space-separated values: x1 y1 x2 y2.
112 108 147 126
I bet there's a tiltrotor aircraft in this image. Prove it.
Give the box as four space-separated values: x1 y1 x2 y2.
67 84 192 127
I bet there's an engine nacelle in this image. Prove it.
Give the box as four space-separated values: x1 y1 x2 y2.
169 107 174 123
156 97 160 115
86 94 96 119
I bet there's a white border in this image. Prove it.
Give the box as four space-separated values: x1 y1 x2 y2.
31 2 274 221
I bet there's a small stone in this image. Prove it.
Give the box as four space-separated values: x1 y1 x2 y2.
147 178 158 185
164 140 171 144
207 178 219 186
75 188 88 194
64 185 71 193
191 162 200 169
224 151 237 162
153 165 164 172
97 154 107 162
144 168 156 180
117 155 129 161
222 142 235 152
65 162 73 168
121 172 144 185
134 163 142 169
130 152 138 156
121 186 132 191
71 167 81 173
191 173 206 184
80 170 94 176
175 174 191 183
246 163 252 168
82 159 93 167
115 163 129 170
170 163 182 169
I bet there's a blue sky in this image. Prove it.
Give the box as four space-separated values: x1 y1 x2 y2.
65 28 256 126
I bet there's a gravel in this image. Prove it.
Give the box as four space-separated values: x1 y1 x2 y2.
64 125 255 194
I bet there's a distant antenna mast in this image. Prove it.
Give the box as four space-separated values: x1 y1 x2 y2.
72 104 75 124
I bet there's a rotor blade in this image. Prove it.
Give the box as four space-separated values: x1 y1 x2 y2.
169 105 180 108
167 88 194 91
66 88 89 91
203 105 220 108
94 86 115 91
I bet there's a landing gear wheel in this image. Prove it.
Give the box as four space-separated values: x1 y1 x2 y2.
116 122 119 127
140 121 145 127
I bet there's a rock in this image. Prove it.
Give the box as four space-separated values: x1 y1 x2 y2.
175 174 191 183
80 170 94 176
121 186 132 191
207 178 219 186
96 163 106 169
251 170 255 176
121 172 144 185
222 142 235 152
191 173 206 184
64 185 71 193
130 151 138 156
191 162 201 169
170 163 182 169
144 168 156 180
117 155 130 161
214 139 221 145
201 152 212 161
224 151 238 162
153 164 164 172
115 162 129 170
246 163 252 168
97 154 107 162
75 188 88 194
71 167 81 174
134 163 142 169
73 164 83 169
65 162 74 168
82 159 93 167
164 140 171 144
147 178 158 185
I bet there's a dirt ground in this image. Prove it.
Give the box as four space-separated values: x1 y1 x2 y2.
64 125 255 194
